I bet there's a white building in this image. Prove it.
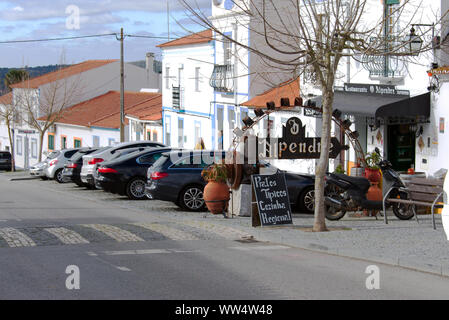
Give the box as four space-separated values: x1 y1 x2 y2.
159 0 443 175
0 58 161 169
38 91 163 155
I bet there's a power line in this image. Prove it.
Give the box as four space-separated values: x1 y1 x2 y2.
0 33 117 44
0 33 178 44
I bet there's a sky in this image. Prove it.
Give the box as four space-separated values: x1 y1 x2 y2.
0 0 211 67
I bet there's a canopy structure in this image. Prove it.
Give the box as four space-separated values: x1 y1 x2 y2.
312 91 430 121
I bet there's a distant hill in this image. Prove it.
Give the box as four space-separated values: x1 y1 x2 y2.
0 59 162 95
0 65 67 94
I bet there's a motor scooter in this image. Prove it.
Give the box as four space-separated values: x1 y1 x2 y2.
324 149 413 221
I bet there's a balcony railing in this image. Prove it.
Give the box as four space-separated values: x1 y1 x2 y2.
172 86 183 109
210 64 234 93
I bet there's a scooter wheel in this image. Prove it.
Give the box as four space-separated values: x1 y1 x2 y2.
392 203 414 220
325 206 347 221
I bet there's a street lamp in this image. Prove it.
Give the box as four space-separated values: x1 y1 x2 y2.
407 27 423 56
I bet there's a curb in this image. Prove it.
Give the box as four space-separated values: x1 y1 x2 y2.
10 176 40 181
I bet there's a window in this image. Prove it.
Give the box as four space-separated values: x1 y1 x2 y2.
74 138 82 148
31 138 37 159
194 122 201 147
48 133 55 151
108 138 115 146
228 108 235 131
178 118 184 148
92 136 100 148
61 136 67 149
152 130 158 142
16 136 23 155
165 67 170 89
165 116 171 146
64 150 78 158
147 130 151 141
224 38 232 65
195 67 201 92
138 153 163 164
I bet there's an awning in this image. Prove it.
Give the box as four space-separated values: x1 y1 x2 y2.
312 91 430 120
312 91 408 117
375 92 430 120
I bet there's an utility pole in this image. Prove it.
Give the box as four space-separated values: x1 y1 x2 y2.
120 28 125 143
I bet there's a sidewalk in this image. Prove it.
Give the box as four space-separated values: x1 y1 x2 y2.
178 211 449 277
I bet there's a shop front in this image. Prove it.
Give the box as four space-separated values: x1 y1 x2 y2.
312 83 431 173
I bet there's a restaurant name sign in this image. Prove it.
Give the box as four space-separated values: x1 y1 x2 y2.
258 117 348 160
335 83 410 96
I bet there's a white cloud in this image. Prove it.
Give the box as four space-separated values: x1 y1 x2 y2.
12 6 24 12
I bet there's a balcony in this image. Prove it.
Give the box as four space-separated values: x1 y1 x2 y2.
172 86 183 109
210 64 234 93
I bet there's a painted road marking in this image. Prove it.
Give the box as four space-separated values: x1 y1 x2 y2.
116 266 131 272
44 227 89 245
0 227 36 247
133 223 201 240
103 248 199 256
83 224 144 242
229 245 291 251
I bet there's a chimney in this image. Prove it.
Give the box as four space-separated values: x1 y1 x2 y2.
146 52 154 72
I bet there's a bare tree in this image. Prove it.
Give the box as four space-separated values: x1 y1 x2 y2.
14 68 83 162
180 0 444 231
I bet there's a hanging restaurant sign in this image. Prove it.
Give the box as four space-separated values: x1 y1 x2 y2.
258 117 348 160
335 83 410 96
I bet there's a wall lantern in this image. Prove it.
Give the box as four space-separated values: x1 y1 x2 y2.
280 98 290 107
332 109 342 120
242 116 255 127
266 101 276 110
407 27 424 56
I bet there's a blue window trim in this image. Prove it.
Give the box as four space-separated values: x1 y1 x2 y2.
31 138 37 159
162 107 210 118
92 135 100 147
164 114 171 145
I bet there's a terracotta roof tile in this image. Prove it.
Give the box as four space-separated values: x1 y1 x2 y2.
157 29 213 48
41 91 161 129
11 60 117 89
241 78 300 109
0 92 12 105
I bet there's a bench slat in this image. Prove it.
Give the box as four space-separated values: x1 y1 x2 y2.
407 185 443 194
409 177 444 187
387 198 443 208
410 192 443 203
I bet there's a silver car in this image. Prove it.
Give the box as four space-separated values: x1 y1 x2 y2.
80 141 165 187
30 151 60 179
44 148 80 183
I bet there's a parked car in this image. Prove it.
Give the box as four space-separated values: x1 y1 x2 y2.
62 148 100 186
96 147 176 200
44 148 80 183
80 141 165 188
146 150 315 213
30 151 61 180
0 151 12 171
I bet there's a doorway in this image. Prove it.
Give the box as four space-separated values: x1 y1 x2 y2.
387 124 415 172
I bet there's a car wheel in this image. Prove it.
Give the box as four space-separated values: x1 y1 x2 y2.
299 187 315 213
55 169 64 183
126 177 148 200
180 185 205 212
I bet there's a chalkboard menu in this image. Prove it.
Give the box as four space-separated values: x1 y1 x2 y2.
251 173 293 227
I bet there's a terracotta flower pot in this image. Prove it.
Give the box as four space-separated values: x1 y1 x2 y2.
365 168 381 183
203 181 230 214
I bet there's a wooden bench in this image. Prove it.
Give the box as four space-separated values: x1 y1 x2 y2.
383 177 444 229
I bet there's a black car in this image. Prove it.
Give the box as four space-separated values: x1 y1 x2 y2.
146 150 316 213
96 147 176 200
62 148 99 186
0 151 12 171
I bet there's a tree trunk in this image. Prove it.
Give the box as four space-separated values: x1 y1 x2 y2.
6 121 15 172
313 90 334 232
38 131 45 162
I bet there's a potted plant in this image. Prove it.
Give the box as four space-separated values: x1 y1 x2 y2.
201 163 230 215
365 151 381 183
334 164 345 174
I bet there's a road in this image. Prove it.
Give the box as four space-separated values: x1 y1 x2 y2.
0 174 449 300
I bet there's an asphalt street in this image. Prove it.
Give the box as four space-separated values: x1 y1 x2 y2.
1 174 449 300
